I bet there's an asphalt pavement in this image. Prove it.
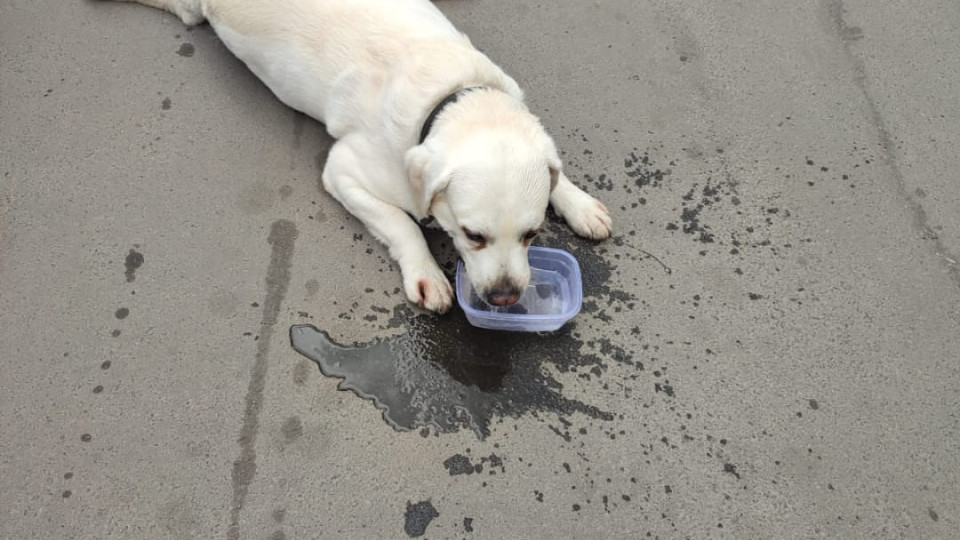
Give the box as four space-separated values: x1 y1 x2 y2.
1 0 958 538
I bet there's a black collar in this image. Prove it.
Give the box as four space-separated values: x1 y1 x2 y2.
418 86 485 144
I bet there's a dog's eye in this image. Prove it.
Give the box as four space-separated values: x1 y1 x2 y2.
523 229 540 241
462 228 486 244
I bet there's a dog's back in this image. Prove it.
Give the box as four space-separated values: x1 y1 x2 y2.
117 0 474 128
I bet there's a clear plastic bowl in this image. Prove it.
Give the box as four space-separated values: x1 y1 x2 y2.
456 246 583 332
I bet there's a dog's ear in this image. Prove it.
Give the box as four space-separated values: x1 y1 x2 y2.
406 144 450 217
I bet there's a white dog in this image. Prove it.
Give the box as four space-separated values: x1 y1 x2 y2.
110 0 612 312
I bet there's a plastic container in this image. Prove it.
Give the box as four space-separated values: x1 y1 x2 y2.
456 246 583 332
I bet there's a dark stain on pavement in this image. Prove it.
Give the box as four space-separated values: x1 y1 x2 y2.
443 454 478 475
404 500 439 537
443 453 504 476
125 248 144 282
176 43 194 57
228 220 298 540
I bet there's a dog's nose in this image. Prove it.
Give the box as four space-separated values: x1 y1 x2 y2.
486 288 522 306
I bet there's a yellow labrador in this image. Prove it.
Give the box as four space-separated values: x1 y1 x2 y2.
110 0 612 312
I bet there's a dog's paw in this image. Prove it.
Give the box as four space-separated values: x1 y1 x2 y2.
403 262 454 314
553 189 613 240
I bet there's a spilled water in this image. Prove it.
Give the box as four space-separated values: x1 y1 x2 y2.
290 225 639 439
291 306 618 438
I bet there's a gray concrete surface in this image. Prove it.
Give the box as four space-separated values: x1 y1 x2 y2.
2 0 959 538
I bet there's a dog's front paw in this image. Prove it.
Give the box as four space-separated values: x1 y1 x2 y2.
402 262 454 314
553 189 613 240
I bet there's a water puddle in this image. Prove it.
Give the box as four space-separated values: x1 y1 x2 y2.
291 305 621 438
290 225 641 439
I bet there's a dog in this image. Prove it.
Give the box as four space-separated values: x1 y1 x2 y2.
108 0 612 313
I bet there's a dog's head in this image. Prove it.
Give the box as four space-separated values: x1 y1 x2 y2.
406 91 561 306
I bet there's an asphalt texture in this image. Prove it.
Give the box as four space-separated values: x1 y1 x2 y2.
2 1 959 538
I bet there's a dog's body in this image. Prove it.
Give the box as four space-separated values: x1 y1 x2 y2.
112 0 612 312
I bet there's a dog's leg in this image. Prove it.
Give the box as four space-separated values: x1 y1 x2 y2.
550 171 613 240
108 0 205 26
323 140 454 313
